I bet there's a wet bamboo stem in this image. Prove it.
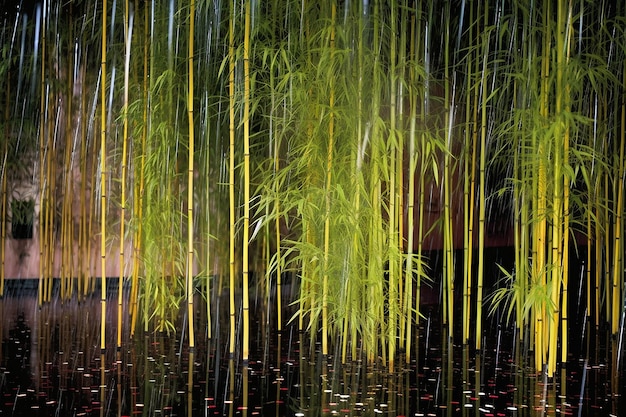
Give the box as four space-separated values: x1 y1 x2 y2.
404 12 417 364
442 2 455 337
464 1 479 343
560 0 573 365
79 64 88 301
388 0 398 372
38 3 47 307
532 0 551 372
548 0 566 377
1 74 8 296
242 0 251 362
274 142 282 333
118 0 132 350
475 33 487 352
611 64 626 336
130 0 150 337
187 0 196 350
228 3 236 358
100 0 108 353
396 1 407 350
322 2 336 358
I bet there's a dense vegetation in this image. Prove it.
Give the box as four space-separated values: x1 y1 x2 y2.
1 0 625 376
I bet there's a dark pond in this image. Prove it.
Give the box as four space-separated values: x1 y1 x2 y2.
0 275 623 417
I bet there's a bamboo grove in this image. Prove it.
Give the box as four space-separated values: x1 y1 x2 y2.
0 0 625 376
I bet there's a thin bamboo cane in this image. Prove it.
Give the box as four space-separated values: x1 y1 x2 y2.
442 1 455 338
415 3 428 360
547 0 566 377
604 172 610 325
321 1 336 358
475 0 489 351
396 0 407 350
38 2 48 307
560 0 573 365
118 0 133 350
242 0 251 362
78 62 88 301
387 0 398 372
464 0 479 344
129 0 150 337
100 0 108 353
228 1 236 358
187 0 196 351
1 71 8 297
611 66 626 337
404 10 417 364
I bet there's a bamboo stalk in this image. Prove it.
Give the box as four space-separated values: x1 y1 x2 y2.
475 0 489 351
321 1 336 358
442 0 455 339
118 0 133 350
404 10 417 364
100 0 108 353
611 64 626 337
228 1 236 358
187 0 196 351
1 69 8 297
242 0 251 362
129 0 150 337
38 1 48 307
387 0 398 372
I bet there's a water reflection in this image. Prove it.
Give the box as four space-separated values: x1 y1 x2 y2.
0 288 623 416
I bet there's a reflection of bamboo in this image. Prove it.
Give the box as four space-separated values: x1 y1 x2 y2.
187 351 195 417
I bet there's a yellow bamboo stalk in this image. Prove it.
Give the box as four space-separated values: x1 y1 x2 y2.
78 64 88 301
187 0 196 350
118 0 132 350
228 2 236 358
475 2 489 350
130 0 150 337
242 0 251 362
604 172 610 325
560 0 573 365
100 0 108 353
547 0 565 377
464 1 479 343
611 63 626 336
388 0 398 372
274 146 282 333
38 3 47 307
404 12 417 364
442 2 455 339
45 135 54 303
532 0 551 372
322 2 336 358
